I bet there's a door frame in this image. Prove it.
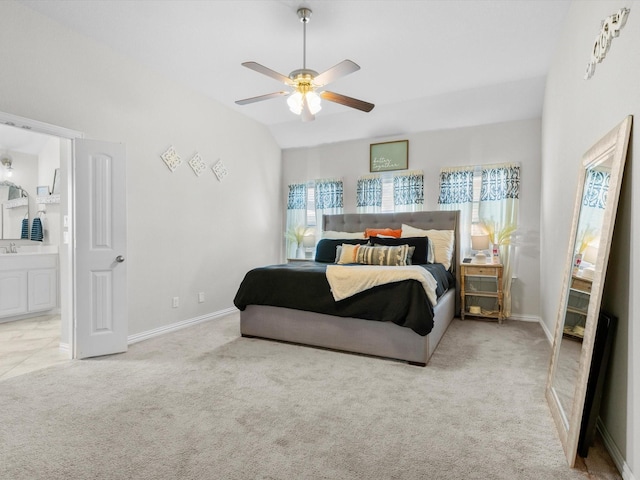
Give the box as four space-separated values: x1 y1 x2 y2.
0 111 83 357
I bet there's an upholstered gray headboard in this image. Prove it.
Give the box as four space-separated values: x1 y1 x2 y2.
323 211 461 314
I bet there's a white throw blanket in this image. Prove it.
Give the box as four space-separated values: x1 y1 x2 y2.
326 265 438 305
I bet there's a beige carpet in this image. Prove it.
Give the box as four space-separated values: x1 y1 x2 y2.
0 314 619 479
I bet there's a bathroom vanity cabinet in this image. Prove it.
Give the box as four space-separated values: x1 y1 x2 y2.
0 253 58 319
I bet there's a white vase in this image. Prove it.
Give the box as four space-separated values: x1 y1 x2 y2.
296 246 305 259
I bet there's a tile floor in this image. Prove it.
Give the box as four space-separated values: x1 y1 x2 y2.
0 314 70 381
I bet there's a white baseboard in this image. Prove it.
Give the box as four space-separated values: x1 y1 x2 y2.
597 417 636 480
508 314 541 323
538 318 554 344
127 307 238 345
508 314 555 343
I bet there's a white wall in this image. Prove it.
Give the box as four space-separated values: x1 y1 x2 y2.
542 1 639 476
0 1 283 335
283 118 542 319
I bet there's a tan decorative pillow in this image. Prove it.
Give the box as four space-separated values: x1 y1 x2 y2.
337 243 361 264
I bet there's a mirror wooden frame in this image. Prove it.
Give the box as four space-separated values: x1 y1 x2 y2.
545 115 632 466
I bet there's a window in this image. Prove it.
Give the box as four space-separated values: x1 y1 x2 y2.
471 166 482 223
381 175 394 213
306 182 316 226
357 171 423 213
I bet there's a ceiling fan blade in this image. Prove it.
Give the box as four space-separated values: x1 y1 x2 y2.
235 91 289 105
241 62 293 85
313 60 360 86
320 91 375 113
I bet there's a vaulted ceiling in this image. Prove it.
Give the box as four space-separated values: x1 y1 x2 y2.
19 0 571 149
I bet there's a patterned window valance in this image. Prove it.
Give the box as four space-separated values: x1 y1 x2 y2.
438 167 474 205
481 164 520 201
357 175 382 208
393 170 424 206
315 178 343 210
582 169 610 209
287 183 307 210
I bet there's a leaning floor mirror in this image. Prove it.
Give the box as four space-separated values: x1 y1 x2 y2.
546 115 632 466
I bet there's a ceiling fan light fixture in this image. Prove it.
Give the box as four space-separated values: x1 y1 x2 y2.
287 90 322 116
306 91 322 115
1 155 13 178
287 91 304 114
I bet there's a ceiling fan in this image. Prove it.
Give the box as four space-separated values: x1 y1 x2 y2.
235 7 375 122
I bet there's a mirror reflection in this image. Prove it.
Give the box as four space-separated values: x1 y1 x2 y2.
0 180 28 239
552 159 611 427
546 115 631 467
0 124 60 240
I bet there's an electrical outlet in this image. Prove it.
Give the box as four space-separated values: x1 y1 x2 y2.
172 297 179 308
198 292 205 303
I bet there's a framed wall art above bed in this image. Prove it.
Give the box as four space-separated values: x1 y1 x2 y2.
370 140 408 172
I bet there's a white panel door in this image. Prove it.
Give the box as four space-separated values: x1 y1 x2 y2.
74 139 127 359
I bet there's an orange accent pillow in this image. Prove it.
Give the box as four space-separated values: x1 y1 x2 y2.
365 228 402 239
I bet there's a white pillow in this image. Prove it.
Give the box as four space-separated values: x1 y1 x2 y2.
401 224 454 270
322 230 366 239
337 243 361 264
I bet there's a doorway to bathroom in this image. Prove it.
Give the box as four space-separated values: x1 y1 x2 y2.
0 111 128 369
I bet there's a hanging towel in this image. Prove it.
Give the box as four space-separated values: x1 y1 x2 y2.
31 217 44 242
21 218 29 239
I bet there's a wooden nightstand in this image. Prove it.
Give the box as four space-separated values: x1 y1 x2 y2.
460 261 504 324
562 274 593 340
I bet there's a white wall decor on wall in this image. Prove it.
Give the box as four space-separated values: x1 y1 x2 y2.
212 159 228 181
160 145 182 172
188 152 207 176
585 7 630 79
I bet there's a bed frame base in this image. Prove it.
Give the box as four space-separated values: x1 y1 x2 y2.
240 289 456 366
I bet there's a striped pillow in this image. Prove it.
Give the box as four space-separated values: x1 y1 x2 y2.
356 245 411 266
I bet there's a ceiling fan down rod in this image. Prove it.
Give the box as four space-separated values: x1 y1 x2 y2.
297 8 312 70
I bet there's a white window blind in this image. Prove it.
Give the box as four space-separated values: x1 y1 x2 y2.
381 175 394 213
306 183 316 226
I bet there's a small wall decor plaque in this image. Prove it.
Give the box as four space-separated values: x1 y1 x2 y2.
370 140 408 172
585 7 630 79
160 145 182 172
212 159 228 181
188 152 207 176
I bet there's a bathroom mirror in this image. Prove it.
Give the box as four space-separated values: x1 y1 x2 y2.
0 123 59 240
546 115 631 466
0 181 28 240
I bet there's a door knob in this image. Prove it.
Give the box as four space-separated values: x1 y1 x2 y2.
116 255 125 263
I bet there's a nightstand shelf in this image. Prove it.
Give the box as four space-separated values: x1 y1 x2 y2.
460 262 504 324
562 275 593 341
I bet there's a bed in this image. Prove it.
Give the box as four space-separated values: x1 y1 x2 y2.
234 211 460 366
